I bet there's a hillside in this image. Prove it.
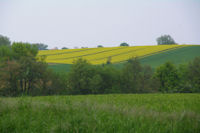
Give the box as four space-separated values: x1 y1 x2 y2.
39 45 182 64
42 45 200 72
114 45 200 69
140 45 200 68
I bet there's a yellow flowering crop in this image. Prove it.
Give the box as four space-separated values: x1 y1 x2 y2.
38 45 185 64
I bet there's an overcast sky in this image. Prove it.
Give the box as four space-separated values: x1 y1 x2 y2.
0 0 200 49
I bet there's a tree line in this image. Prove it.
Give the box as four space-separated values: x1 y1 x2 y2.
0 34 177 51
0 42 199 96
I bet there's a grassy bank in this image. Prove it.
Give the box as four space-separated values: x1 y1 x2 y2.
0 94 199 133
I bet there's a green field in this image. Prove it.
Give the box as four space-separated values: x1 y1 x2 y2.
0 94 199 133
140 45 200 68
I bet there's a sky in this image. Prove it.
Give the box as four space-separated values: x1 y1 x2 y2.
0 0 200 49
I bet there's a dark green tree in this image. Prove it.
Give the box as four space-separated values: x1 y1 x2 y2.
187 57 200 92
67 58 95 94
62 47 68 49
97 45 103 48
33 43 48 50
12 42 38 59
121 58 143 93
154 62 180 92
0 46 13 62
0 35 11 47
120 42 129 46
156 35 176 45
0 42 51 96
140 65 154 93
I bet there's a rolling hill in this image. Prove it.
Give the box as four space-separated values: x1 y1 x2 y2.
38 45 200 72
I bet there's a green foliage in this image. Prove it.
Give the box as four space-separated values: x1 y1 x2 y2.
33 43 48 50
0 34 11 46
157 35 176 45
97 45 103 48
1 41 200 96
67 58 121 94
62 47 68 49
11 42 38 59
0 42 68 96
97 65 121 93
68 58 95 94
0 46 13 61
120 42 129 46
121 58 153 93
154 62 180 92
187 57 200 92
0 94 199 133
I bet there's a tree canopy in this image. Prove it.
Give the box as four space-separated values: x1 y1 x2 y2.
33 43 48 50
97 45 103 48
0 34 11 47
62 47 68 49
120 42 129 46
156 35 176 45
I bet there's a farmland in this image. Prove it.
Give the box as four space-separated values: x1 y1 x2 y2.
0 94 199 133
45 45 200 72
140 45 200 68
38 45 184 64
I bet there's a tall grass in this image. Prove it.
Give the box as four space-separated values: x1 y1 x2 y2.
0 94 199 133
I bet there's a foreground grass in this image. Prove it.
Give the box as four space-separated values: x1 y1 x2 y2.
0 94 199 133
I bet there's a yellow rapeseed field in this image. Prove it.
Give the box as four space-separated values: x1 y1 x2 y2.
38 45 185 64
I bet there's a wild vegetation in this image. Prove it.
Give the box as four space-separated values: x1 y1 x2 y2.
0 41 200 96
0 35 200 132
0 94 199 133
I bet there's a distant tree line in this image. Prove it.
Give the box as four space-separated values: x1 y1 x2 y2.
1 33 177 51
0 34 198 96
0 34 48 50
0 42 200 96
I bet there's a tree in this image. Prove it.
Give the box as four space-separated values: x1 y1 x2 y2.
0 34 11 47
0 60 21 96
178 64 192 93
156 35 176 45
97 45 103 48
121 58 143 93
99 66 121 93
62 47 68 49
0 46 13 62
140 65 154 93
187 57 200 92
67 58 95 94
120 42 129 46
33 43 48 50
11 42 38 60
154 62 180 92
0 42 51 96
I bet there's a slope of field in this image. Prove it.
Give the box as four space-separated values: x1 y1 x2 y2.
39 45 183 64
0 94 199 133
139 45 200 68
112 45 200 69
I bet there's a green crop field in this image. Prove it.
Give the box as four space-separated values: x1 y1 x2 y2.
140 45 200 68
0 94 199 133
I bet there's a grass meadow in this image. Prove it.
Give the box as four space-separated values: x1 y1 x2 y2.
0 94 199 133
